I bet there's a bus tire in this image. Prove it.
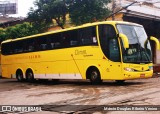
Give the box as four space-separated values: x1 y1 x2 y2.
87 67 102 84
16 70 24 82
52 79 59 83
26 70 34 82
115 80 125 84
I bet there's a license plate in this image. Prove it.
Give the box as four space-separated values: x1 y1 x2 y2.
140 74 145 78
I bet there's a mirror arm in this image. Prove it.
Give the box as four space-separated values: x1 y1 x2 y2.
150 36 160 50
119 33 129 48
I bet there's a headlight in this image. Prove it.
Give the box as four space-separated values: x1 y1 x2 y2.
124 67 134 72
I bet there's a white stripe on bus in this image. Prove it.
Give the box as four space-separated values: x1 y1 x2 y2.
34 73 82 79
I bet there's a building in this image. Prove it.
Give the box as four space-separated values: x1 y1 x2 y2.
0 0 17 15
107 0 160 72
0 0 24 28
0 16 26 28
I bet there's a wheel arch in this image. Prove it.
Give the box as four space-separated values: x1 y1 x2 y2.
25 68 34 77
16 68 24 78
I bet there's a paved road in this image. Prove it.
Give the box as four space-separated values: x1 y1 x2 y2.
0 76 160 114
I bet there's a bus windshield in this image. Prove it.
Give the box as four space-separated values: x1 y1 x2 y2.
117 24 152 64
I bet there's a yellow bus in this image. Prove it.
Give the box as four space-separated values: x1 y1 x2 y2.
1 21 159 83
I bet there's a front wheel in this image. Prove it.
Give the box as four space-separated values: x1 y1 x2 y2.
89 68 102 84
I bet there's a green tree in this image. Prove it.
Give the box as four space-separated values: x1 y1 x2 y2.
0 28 8 42
69 0 111 25
0 22 38 42
28 0 68 30
28 0 111 31
6 22 38 39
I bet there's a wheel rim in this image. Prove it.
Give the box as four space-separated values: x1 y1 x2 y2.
27 72 33 80
89 68 102 84
17 73 22 81
18 74 21 80
91 71 98 81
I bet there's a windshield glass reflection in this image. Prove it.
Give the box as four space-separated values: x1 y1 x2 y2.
117 24 152 63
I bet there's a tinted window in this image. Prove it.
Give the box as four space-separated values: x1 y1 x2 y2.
1 26 98 55
62 29 79 48
99 24 120 62
79 26 98 46
1 43 10 55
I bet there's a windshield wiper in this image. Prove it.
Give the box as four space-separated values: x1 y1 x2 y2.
141 50 150 61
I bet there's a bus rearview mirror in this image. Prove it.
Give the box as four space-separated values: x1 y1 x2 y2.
119 33 129 48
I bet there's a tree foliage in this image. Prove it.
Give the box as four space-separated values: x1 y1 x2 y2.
0 22 38 42
28 0 68 30
6 22 38 39
27 0 111 30
69 0 111 25
0 0 111 42
0 28 7 42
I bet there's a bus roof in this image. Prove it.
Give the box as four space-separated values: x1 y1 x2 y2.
2 21 142 43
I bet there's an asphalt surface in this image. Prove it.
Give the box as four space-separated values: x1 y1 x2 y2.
0 75 160 114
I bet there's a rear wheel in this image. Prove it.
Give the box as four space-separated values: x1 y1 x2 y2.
16 71 23 82
88 68 102 84
26 70 34 82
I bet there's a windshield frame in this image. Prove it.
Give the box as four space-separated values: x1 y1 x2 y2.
116 24 152 64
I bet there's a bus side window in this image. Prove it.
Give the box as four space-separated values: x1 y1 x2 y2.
37 36 47 50
54 42 60 48
51 33 62 49
68 29 78 46
2 43 10 55
12 41 24 54
23 41 29 52
99 24 120 62
40 44 47 50
109 39 120 61
29 44 34 51
70 41 77 46
50 43 54 49
27 39 35 52
61 33 70 48
79 26 97 46
81 28 92 45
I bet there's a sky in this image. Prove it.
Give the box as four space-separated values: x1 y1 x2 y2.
16 0 35 17
7 0 35 17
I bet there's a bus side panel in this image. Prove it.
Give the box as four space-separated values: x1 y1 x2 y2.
72 46 124 80
1 55 10 78
1 65 9 78
2 64 16 79
100 60 123 80
71 46 104 80
29 50 67 79
78 59 123 80
66 60 83 79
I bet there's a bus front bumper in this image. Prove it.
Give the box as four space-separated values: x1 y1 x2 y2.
123 71 153 80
